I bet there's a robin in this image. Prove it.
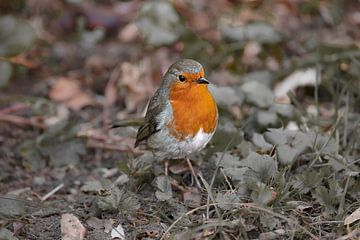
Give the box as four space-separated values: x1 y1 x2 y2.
115 59 218 185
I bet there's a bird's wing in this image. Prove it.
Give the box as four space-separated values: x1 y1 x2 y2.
135 89 164 147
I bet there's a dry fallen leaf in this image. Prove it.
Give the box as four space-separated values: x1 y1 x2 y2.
344 207 360 225
118 23 139 43
111 223 125 239
60 213 86 240
118 60 154 112
49 77 94 110
274 68 317 97
183 187 201 208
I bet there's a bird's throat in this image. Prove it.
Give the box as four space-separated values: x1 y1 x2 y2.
168 84 218 140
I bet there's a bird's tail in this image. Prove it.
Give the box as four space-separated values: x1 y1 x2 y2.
110 117 145 128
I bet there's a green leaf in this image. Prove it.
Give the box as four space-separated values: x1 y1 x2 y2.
0 195 26 217
137 1 183 46
208 85 244 109
19 121 86 169
308 131 338 155
117 152 154 178
19 140 46 171
40 138 86 167
0 61 12 88
0 228 19 240
210 118 243 152
250 133 273 152
0 15 36 57
81 179 112 193
239 152 278 184
96 186 140 214
292 170 325 194
270 103 295 119
312 181 342 214
220 21 282 44
153 176 173 201
215 151 278 187
242 70 274 88
256 110 279 127
241 81 274 108
213 152 247 182
264 128 312 164
215 192 240 210
259 214 281 230
250 183 275 206
37 121 86 167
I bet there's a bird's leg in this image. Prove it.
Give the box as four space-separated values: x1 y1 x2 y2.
164 159 169 176
186 157 202 189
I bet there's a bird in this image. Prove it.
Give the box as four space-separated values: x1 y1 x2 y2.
115 59 218 186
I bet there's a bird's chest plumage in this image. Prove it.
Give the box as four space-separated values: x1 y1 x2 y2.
146 84 218 159
167 84 218 140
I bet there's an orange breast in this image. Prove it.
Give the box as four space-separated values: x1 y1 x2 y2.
168 83 218 140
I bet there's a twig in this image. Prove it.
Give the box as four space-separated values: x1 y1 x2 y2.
335 229 360 240
103 63 122 130
206 136 235 220
41 183 64 202
87 139 140 153
0 103 29 114
0 113 45 128
160 202 318 240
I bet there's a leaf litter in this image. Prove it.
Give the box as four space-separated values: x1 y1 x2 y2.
1 0 360 239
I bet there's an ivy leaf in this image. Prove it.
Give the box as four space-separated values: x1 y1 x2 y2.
264 128 311 165
239 152 278 184
214 152 247 182
292 170 325 194
250 133 273 152
0 195 26 217
220 21 282 44
215 192 240 210
241 81 274 108
19 140 46 171
96 186 140 214
80 179 112 193
153 176 173 201
312 183 342 214
117 152 154 178
0 228 19 240
210 118 243 152
19 121 86 169
208 85 244 109
260 214 282 230
250 183 276 206
0 15 36 57
137 1 183 46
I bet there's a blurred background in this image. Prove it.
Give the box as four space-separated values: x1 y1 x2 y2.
1 0 360 239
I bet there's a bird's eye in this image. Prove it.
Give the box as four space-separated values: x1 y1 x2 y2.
178 75 186 82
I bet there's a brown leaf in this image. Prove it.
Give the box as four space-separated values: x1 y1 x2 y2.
119 60 154 112
183 187 201 208
49 77 94 110
344 207 360 225
61 213 86 240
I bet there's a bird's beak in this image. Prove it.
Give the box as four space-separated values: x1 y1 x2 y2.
196 77 209 84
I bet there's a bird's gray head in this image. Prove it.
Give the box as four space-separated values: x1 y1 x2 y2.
161 59 209 92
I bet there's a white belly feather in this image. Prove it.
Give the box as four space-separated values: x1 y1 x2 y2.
148 127 214 159
146 102 215 159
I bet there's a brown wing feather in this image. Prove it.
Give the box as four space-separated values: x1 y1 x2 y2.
134 89 164 147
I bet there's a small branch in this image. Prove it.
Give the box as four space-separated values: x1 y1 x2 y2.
41 183 64 202
0 113 45 128
103 63 122 130
87 139 142 154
